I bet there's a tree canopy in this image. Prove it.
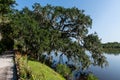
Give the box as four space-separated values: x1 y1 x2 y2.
0 0 15 52
10 3 107 69
0 0 15 27
1 2 107 69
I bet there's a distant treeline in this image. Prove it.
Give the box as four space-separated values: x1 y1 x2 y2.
102 42 120 48
102 42 120 53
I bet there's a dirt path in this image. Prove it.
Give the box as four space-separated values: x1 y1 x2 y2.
0 53 17 80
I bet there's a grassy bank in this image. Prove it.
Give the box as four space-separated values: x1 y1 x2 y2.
28 60 65 80
15 53 65 80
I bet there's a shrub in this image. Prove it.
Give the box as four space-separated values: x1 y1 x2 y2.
87 74 98 80
56 64 71 78
16 54 32 80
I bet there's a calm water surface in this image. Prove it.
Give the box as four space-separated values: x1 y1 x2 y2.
89 53 120 80
47 52 120 80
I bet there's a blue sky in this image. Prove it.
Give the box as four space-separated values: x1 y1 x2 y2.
16 0 120 43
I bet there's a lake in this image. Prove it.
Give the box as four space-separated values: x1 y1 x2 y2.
89 53 120 80
45 52 120 80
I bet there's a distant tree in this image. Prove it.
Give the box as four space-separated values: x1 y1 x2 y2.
102 42 120 53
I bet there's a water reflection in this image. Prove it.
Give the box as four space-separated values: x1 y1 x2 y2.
43 52 120 80
89 53 120 80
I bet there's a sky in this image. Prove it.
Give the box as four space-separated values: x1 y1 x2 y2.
15 0 120 43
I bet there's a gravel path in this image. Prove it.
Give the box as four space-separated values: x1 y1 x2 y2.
0 53 17 80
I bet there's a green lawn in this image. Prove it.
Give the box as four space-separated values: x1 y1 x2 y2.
28 60 65 80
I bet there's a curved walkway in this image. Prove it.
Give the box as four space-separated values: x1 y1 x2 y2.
0 52 17 80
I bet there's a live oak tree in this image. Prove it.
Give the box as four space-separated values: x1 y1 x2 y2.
11 3 107 69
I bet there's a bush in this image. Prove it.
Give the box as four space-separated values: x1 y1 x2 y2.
87 74 98 80
56 64 71 78
16 55 32 80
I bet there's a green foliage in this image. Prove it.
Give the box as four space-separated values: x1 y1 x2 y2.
102 42 120 48
0 0 15 51
0 0 15 27
10 3 107 70
16 57 32 80
84 33 107 67
87 74 98 80
17 56 32 79
0 0 15 14
56 64 71 77
102 42 120 53
84 33 102 53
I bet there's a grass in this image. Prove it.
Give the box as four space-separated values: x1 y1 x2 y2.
28 60 65 80
15 53 65 80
